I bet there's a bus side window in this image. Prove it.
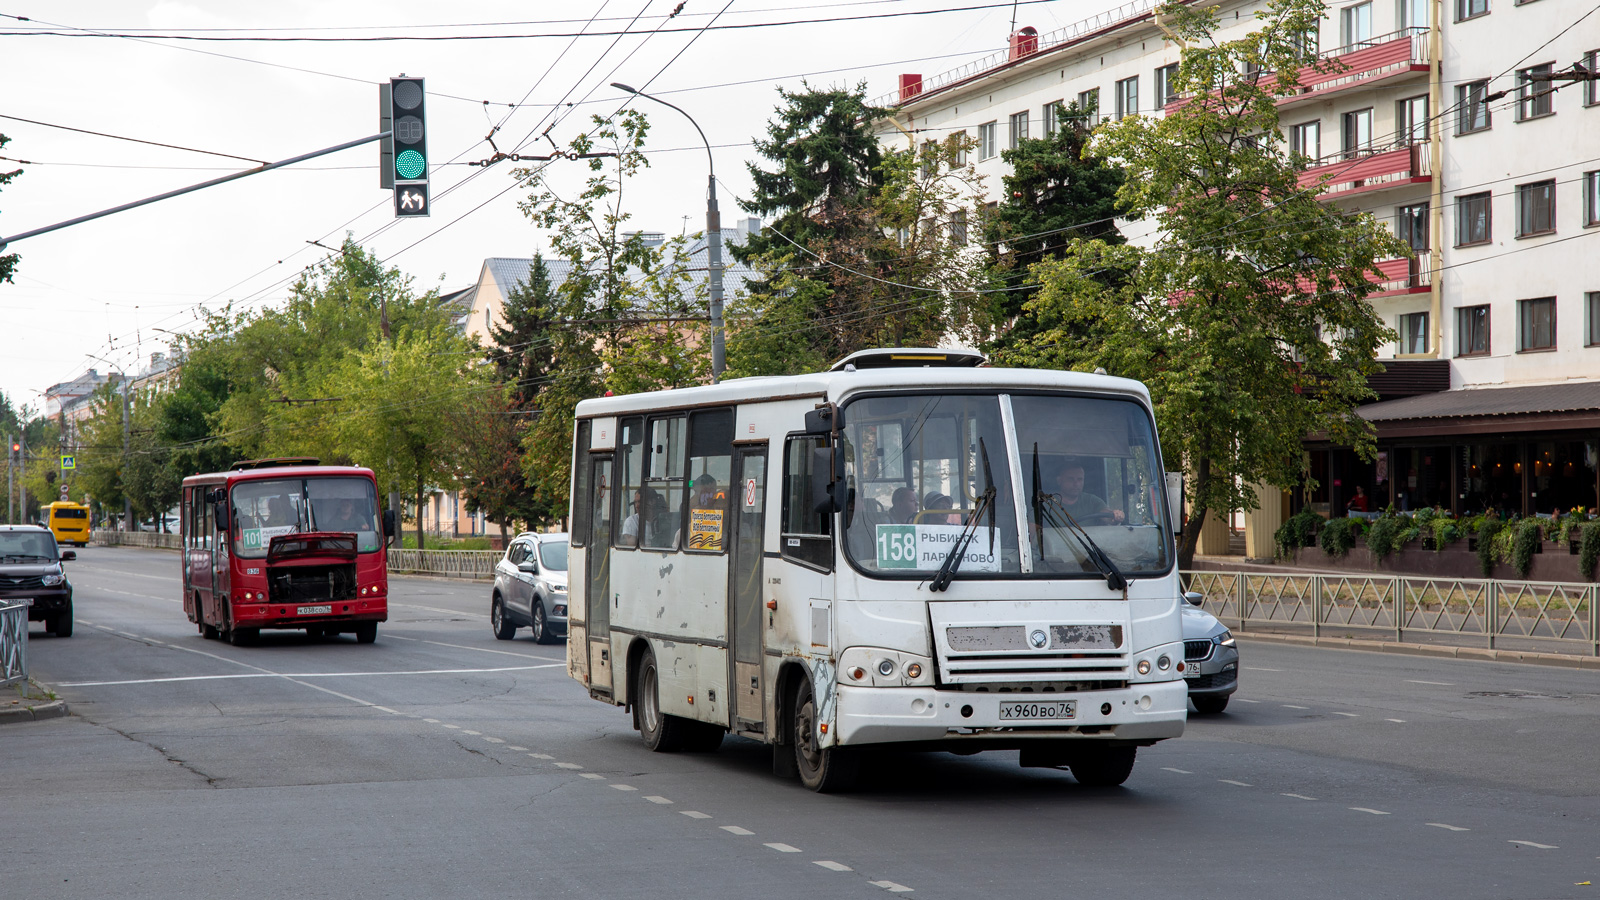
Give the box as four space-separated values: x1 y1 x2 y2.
201 491 212 550
781 435 834 571
570 420 592 548
615 417 645 549
685 408 733 553
641 416 686 551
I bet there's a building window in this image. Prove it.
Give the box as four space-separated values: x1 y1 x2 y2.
1518 297 1556 351
920 140 938 179
1586 171 1600 226
1587 51 1598 106
1341 108 1373 158
1456 192 1492 246
978 121 997 160
1290 120 1321 162
1115 76 1139 120
1457 0 1488 19
1516 180 1556 237
1398 202 1430 251
1456 81 1492 133
1009 111 1029 148
1042 100 1062 136
1399 312 1430 354
1587 292 1600 346
1518 64 1555 120
1457 305 1490 356
1397 95 1429 145
1400 0 1429 30
1076 88 1101 126
1341 2 1373 48
950 208 968 246
953 131 969 167
1155 64 1180 107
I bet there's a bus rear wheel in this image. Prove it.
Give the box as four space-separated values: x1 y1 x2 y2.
793 678 857 793
637 648 687 752
1068 746 1137 787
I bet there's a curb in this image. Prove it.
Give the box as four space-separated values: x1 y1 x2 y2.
1237 632 1600 670
0 698 70 724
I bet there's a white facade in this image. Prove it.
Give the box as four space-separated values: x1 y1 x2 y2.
873 0 1600 389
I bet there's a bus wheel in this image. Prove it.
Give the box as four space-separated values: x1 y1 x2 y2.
202 622 220 641
793 679 857 793
354 622 378 644
1068 746 1137 787
637 648 686 752
491 595 516 641
229 628 258 647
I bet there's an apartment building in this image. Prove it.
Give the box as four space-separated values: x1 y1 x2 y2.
875 0 1600 540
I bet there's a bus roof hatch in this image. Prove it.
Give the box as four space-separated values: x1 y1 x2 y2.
829 348 987 371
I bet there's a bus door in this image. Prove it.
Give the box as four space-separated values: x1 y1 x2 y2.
728 446 768 732
187 488 214 620
587 457 614 692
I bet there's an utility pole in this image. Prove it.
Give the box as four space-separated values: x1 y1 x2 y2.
7 433 13 524
18 431 26 525
122 381 132 531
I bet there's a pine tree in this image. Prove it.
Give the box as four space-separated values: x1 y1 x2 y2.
487 255 559 408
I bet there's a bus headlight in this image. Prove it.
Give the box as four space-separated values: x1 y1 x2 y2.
876 659 896 678
1157 655 1171 671
838 647 934 687
1137 659 1152 675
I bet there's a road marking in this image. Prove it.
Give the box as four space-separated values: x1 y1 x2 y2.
372 706 398 714
1244 666 1282 672
1350 808 1390 815
462 730 481 736
765 843 801 853
1385 718 1406 723
721 826 755 835
56 663 564 687
1283 704 1310 710
1219 780 1252 787
870 880 914 893
814 861 853 872
681 811 712 819
1161 767 1192 774
580 773 605 780
644 796 672 805
411 637 564 663
1233 698 1260 703
442 724 460 730
1406 680 1454 686
1427 823 1470 831
555 762 582 769
1332 712 1360 717
508 746 528 751
611 784 638 792
1509 840 1558 849
1281 793 1317 801
530 753 554 760
483 737 504 743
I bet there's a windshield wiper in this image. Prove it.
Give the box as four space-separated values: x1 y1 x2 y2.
930 438 997 593
1033 444 1127 592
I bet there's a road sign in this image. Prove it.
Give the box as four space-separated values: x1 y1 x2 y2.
395 182 429 217
60 454 75 470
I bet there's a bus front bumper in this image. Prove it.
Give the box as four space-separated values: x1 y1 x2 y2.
232 599 388 629
833 679 1188 747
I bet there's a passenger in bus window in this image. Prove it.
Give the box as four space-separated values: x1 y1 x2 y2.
1053 462 1124 524
266 496 294 527
691 474 721 509
322 498 367 533
621 488 665 548
889 487 921 524
921 492 962 525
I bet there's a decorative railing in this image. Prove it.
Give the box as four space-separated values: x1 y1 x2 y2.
388 549 500 580
1183 571 1599 656
1 600 26 688
93 530 183 550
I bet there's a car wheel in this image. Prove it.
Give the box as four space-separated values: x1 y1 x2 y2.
491 594 516 641
51 605 74 638
354 622 378 644
1192 695 1230 715
793 677 857 792
1068 746 1137 787
530 600 556 645
637 647 687 752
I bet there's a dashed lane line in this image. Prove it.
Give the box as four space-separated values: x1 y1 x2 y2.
1428 823 1470 831
1350 808 1391 816
644 796 672 804
1161 767 1192 774
483 737 505 744
508 746 528 751
611 784 639 792
765 843 802 853
462 730 481 735
442 724 460 730
555 762 582 770
1406 680 1454 686
870 880 915 893
1219 780 1252 787
815 861 853 872
1385 718 1407 723
1233 698 1260 703
1332 712 1360 717
721 826 755 836
580 774 605 780
1244 667 1282 672
530 753 554 760
57 663 564 687
1281 793 1317 801
1283 705 1310 710
681 811 712 819
1509 840 1559 849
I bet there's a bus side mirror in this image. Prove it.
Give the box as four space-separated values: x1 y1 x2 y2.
383 508 397 538
810 446 846 514
1165 472 1184 537
214 500 230 532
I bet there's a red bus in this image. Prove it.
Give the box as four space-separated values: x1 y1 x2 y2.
180 458 395 646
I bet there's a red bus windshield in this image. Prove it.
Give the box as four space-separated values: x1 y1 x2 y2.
232 476 381 559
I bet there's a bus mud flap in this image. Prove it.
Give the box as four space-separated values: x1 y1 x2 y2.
811 659 838 748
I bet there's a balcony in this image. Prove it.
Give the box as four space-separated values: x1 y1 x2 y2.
1368 254 1433 298
1297 140 1431 198
1278 28 1431 109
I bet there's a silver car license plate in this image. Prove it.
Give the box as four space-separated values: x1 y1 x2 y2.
998 700 1076 721
298 605 333 615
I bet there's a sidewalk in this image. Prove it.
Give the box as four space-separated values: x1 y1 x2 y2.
2 679 69 725
1237 632 1600 670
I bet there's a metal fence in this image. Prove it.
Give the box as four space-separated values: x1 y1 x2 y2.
1 601 26 687
1183 570 1599 657
92 530 183 550
387 549 500 580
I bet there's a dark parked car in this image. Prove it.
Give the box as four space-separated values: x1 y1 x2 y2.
0 525 75 637
1182 592 1238 714
491 532 569 644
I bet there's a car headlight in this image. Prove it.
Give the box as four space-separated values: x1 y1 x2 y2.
42 572 64 586
551 584 568 594
1215 630 1234 646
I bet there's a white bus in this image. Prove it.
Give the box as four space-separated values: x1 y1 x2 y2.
567 348 1188 791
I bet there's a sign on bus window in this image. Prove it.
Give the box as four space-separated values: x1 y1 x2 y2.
685 409 733 553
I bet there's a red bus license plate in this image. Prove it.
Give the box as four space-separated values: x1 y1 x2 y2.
298 605 333 616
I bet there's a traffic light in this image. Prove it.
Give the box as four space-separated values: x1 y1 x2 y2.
388 76 429 217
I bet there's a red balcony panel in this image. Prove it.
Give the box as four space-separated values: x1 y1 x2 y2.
1285 31 1429 105
1297 143 1431 198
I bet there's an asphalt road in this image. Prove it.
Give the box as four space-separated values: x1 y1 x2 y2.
4 547 1598 899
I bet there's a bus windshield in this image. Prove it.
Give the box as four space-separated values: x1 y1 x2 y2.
232 476 381 558
840 392 1171 580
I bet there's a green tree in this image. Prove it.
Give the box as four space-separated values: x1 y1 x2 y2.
996 0 1406 569
487 256 560 408
0 133 20 284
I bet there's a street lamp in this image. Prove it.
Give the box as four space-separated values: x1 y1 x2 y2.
610 82 725 384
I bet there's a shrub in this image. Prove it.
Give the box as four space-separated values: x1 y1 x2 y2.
1365 515 1405 560
1511 519 1542 578
1319 517 1363 556
1476 519 1504 577
1274 508 1322 558
1427 517 1461 551
1579 522 1600 581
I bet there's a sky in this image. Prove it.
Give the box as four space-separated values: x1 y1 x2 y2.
0 0 1112 414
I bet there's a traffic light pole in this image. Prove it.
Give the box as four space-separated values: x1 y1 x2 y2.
0 132 390 252
7 433 13 525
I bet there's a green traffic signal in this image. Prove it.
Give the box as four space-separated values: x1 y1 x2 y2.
396 149 426 179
